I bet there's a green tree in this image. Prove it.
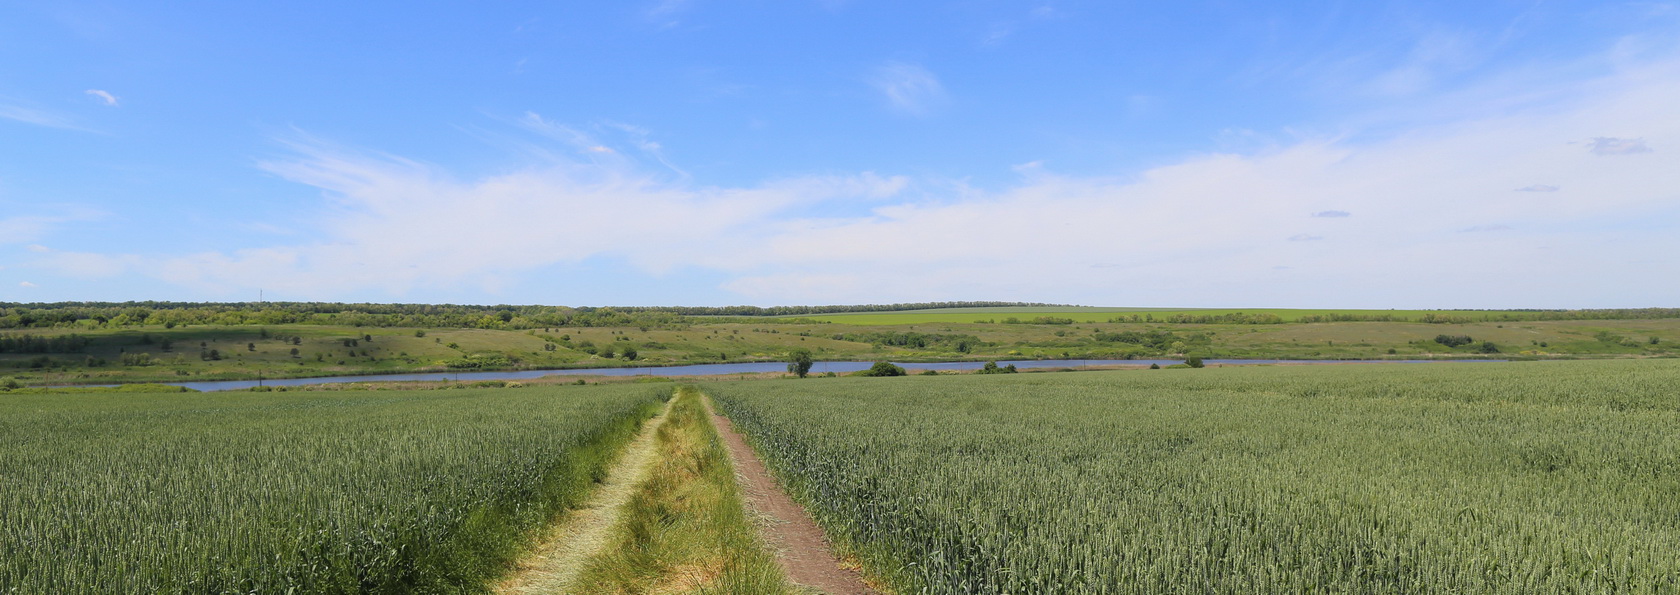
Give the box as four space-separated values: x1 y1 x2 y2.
1186 356 1205 368
621 346 638 361
786 348 814 378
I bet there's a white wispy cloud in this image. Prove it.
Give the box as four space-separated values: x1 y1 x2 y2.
1288 234 1326 242
0 210 102 244
1515 184 1559 192
57 133 908 296
1312 210 1351 218
644 0 693 28
871 62 948 115
1587 136 1653 155
0 104 80 130
18 281 36 288
1367 29 1479 96
85 89 119 106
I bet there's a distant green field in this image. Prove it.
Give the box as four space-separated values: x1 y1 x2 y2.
711 360 1680 593
795 308 1513 325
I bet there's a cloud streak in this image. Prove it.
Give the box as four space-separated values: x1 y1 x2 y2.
85 89 119 106
0 104 80 130
871 62 947 115
1587 137 1653 155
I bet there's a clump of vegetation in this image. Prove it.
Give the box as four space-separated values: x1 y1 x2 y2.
1002 316 1075 325
830 331 985 353
859 361 906 377
1435 334 1475 348
976 361 1018 374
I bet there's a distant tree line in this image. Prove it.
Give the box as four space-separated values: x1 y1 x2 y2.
0 302 685 331
1002 316 1076 325
1105 309 1680 325
615 301 1075 317
0 334 91 354
4 302 1675 331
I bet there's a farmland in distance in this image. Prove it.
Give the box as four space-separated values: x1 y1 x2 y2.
710 360 1680 593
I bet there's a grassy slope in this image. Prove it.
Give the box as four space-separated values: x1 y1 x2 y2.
574 386 795 594
795 308 1578 325
3 310 1678 386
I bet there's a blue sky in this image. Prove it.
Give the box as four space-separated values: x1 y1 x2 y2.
2 1 1677 307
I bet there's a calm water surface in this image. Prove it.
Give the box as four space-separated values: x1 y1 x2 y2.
164 358 1503 392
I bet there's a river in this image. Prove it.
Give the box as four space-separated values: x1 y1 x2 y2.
161 358 1504 392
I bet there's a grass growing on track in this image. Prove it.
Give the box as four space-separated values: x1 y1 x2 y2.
0 384 667 593
710 360 1680 594
575 386 795 594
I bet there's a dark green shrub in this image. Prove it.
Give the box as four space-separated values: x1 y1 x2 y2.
861 362 906 377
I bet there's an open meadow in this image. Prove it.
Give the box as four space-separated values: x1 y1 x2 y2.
711 359 1680 593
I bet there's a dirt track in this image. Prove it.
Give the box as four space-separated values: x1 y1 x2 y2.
707 399 878 595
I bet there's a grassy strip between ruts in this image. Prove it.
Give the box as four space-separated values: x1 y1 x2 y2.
572 386 798 594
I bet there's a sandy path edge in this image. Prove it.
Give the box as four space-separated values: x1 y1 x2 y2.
493 402 671 594
704 395 879 595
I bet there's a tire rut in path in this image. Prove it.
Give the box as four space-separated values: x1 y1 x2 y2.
494 403 670 595
705 397 878 595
